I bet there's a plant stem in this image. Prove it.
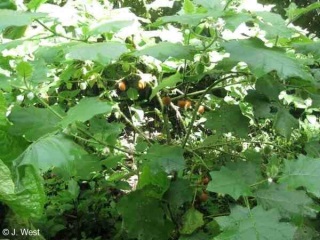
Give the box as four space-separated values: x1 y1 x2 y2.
35 20 87 42
182 75 235 148
118 110 152 145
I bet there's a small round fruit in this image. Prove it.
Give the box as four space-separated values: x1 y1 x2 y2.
202 177 209 185
138 80 146 90
195 63 205 74
199 192 208 202
198 105 205 114
178 100 186 108
162 96 171 106
118 81 126 91
185 100 192 108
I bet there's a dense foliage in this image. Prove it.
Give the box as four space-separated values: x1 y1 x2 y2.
1 0 320 239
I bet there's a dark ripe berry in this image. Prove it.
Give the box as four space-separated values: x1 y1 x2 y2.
202 176 210 185
199 192 208 202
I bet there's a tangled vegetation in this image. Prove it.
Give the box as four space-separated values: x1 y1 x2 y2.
1 0 320 239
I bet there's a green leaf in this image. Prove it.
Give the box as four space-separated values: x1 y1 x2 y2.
193 0 224 10
293 41 320 61
10 165 46 218
0 126 28 166
226 161 263 185
224 12 253 31
16 61 33 79
273 108 299 139
204 104 249 138
150 73 182 99
65 42 127 64
279 155 320 197
135 42 195 61
137 166 170 198
3 25 27 39
8 106 62 141
0 160 45 218
0 9 46 31
158 14 209 26
222 38 313 80
286 2 320 23
117 190 174 240
180 208 204 235
183 0 195 14
142 144 185 173
61 97 112 127
0 91 7 125
127 87 139 100
304 140 320 158
0 159 15 196
164 178 193 213
244 75 284 119
13 134 88 174
216 205 296 240
72 154 102 180
245 90 279 118
255 183 315 218
89 20 133 35
27 0 47 10
0 0 16 10
256 12 295 39
68 179 80 199
255 75 285 101
207 166 252 200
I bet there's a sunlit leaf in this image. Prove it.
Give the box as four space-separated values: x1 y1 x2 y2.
222 38 313 80
0 9 46 30
207 167 252 200
13 134 87 174
279 155 320 197
8 106 62 141
117 190 174 240
65 42 127 64
180 208 204 235
135 42 195 61
150 73 182 99
204 104 249 137
255 183 315 218
60 97 112 127
216 205 296 240
273 108 299 139
142 144 185 173
0 160 45 218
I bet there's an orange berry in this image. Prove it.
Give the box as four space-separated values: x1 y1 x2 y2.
118 81 126 91
178 100 186 108
162 96 171 106
185 100 192 109
199 192 208 202
138 80 146 89
198 105 205 114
